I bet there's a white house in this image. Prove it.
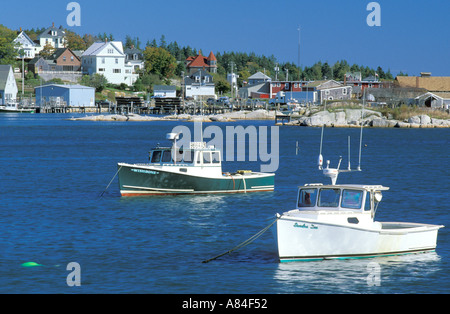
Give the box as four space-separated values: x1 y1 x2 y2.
154 85 177 98
37 23 67 49
81 41 138 86
13 31 41 59
184 70 215 99
0 65 18 105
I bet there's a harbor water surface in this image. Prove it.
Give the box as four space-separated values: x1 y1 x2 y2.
0 113 448 293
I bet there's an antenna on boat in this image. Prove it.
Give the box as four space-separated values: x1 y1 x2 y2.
317 96 365 185
357 89 366 171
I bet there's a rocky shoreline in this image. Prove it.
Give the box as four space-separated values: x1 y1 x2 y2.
283 109 450 128
68 108 450 128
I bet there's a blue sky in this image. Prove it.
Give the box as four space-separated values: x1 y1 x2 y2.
3 0 449 76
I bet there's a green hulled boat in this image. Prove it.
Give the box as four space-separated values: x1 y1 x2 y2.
117 133 275 196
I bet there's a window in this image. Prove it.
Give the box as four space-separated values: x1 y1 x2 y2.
115 58 118 64
113 69 121 73
150 150 162 163
343 88 347 95
318 189 340 207
71 56 74 61
364 192 371 211
341 189 363 209
63 56 66 62
102 58 105 64
183 151 195 163
203 152 211 164
174 149 183 163
298 188 317 207
98 68 105 72
212 152 220 164
162 150 172 162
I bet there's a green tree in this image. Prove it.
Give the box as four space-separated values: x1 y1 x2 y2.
80 74 108 92
143 46 177 79
214 75 230 94
0 37 16 65
66 30 86 50
0 24 18 64
39 43 56 59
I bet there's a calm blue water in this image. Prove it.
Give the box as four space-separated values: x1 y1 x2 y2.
0 113 448 294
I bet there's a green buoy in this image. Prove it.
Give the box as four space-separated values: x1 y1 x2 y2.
21 262 43 267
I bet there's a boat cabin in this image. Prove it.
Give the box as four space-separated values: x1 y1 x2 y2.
148 142 222 167
297 184 389 214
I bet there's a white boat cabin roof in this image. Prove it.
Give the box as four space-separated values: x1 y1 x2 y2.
303 183 389 192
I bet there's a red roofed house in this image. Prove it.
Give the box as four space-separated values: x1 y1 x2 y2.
185 50 217 75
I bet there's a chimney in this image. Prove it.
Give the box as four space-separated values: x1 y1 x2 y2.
416 76 420 88
52 22 55 27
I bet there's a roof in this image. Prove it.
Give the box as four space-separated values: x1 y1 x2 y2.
303 183 390 191
396 76 450 92
34 84 95 90
48 48 80 61
305 80 343 89
248 71 271 80
186 51 217 68
82 41 124 57
207 51 217 61
14 31 37 47
154 85 176 91
0 65 13 90
38 24 66 39
416 91 450 100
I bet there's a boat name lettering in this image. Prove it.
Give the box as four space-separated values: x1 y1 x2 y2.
293 223 318 230
131 169 159 175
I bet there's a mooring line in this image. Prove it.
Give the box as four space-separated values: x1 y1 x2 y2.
100 166 122 197
202 216 280 263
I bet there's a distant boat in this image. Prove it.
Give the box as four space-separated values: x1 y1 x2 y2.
117 132 275 196
273 110 444 262
0 102 35 113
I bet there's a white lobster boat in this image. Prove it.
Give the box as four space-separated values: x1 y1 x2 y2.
274 124 444 262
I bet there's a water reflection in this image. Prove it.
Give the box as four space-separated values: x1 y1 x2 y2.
273 252 442 293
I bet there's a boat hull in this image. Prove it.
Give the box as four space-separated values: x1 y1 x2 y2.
275 216 443 262
117 163 275 196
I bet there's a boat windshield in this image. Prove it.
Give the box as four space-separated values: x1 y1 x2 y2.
150 149 196 164
318 188 340 207
341 189 364 210
298 188 318 207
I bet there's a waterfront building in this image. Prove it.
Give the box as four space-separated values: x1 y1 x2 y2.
154 85 177 98
184 70 215 99
34 84 95 107
0 65 18 105
396 73 450 109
